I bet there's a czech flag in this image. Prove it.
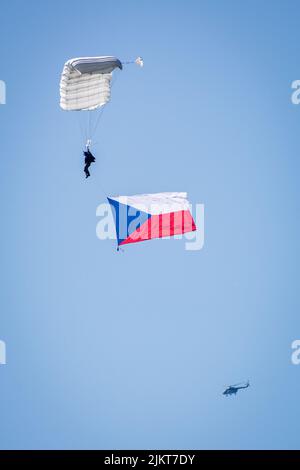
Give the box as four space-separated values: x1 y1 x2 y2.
107 192 196 248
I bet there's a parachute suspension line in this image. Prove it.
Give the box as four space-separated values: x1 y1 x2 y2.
90 106 105 142
85 110 92 149
85 71 93 148
88 110 92 140
89 70 120 141
77 113 86 145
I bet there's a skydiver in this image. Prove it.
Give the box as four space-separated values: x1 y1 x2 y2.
83 148 96 178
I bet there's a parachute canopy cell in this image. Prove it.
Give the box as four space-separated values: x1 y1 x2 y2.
108 192 196 247
60 56 122 111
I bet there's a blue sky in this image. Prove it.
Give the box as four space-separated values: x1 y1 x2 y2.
0 0 300 449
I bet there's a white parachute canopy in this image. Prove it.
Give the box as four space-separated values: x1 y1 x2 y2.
60 56 123 111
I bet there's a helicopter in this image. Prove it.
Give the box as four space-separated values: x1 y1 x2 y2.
223 381 250 397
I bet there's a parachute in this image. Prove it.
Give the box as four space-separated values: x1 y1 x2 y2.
108 192 196 248
59 55 143 147
60 56 122 111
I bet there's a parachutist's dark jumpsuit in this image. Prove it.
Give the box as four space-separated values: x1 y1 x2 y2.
84 149 96 178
